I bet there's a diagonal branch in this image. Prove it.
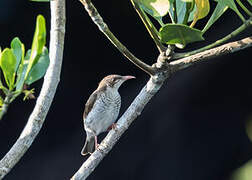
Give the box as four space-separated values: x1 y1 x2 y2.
170 36 252 72
71 75 166 180
79 0 156 76
72 2 252 180
71 36 252 180
0 0 65 178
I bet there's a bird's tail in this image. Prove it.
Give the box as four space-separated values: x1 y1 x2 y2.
81 136 95 156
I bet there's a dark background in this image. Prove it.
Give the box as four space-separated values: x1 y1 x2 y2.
1 0 252 179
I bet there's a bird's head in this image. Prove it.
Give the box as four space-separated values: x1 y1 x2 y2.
98 75 135 90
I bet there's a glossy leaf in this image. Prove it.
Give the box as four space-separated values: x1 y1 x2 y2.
176 0 187 23
24 15 46 81
191 0 210 26
169 0 196 24
159 24 204 48
11 37 25 72
0 48 17 89
25 47 49 85
188 2 196 22
134 0 170 21
16 50 30 91
202 2 228 33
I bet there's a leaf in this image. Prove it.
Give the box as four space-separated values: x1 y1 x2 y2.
159 24 204 48
0 48 17 90
248 0 252 6
191 0 210 27
188 2 197 22
25 47 49 85
0 96 3 107
15 48 29 91
11 37 25 72
24 14 46 81
202 2 228 33
169 0 195 24
134 0 170 22
176 0 187 23
16 57 29 91
215 0 245 22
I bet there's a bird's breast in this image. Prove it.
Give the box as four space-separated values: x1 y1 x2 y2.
84 90 121 135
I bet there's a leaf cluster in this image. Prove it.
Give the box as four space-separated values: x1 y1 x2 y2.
133 0 252 48
0 15 49 107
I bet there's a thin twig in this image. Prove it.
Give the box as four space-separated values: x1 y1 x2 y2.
174 18 252 60
130 0 166 53
170 36 252 72
79 0 156 76
236 0 252 17
0 92 12 121
0 0 65 178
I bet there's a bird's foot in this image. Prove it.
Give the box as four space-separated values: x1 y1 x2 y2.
95 143 100 150
107 123 117 131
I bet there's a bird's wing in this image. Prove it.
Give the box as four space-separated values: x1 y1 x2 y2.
83 91 98 120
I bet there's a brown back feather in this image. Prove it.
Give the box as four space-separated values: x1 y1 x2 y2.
83 91 98 119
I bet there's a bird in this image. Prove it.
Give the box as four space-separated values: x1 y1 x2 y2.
81 74 135 156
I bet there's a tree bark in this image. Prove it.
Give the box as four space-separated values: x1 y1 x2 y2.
0 0 65 179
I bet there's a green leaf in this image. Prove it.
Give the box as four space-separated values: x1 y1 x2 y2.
0 48 17 90
15 46 28 91
190 0 210 27
0 96 3 106
169 0 195 24
16 57 29 91
248 0 252 6
215 0 245 22
11 37 25 72
24 14 46 81
176 0 187 23
0 85 9 95
134 0 170 22
25 47 49 85
159 24 204 48
188 2 197 22
202 2 228 33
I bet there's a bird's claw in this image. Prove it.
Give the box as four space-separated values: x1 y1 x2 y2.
107 123 117 131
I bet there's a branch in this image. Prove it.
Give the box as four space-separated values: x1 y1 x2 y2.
79 0 156 76
71 36 252 180
174 17 252 59
130 0 166 53
0 0 65 178
71 74 167 180
170 36 252 72
72 2 252 180
0 92 12 121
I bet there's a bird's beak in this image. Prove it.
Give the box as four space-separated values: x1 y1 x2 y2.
122 75 136 80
